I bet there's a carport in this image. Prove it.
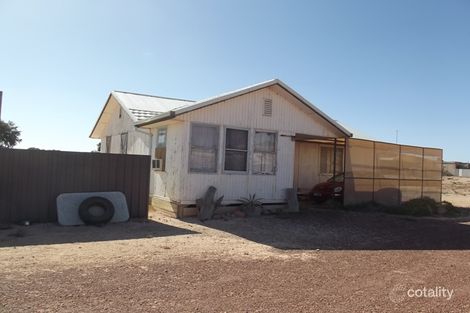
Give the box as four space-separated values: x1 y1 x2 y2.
293 135 443 207
293 134 346 194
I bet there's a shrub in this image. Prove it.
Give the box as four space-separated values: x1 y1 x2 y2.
398 197 438 216
237 194 263 217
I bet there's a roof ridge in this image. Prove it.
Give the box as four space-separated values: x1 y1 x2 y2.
113 90 195 102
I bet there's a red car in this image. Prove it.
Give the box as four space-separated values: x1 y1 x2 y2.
309 173 344 203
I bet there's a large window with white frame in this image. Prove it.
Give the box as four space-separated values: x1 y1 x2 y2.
189 123 219 173
224 128 249 172
252 131 277 175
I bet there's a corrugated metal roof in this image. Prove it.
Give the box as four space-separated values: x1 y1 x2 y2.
112 91 195 121
91 80 353 139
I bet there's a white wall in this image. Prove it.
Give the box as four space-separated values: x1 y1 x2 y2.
149 122 185 200
168 86 346 204
459 169 470 177
99 96 151 155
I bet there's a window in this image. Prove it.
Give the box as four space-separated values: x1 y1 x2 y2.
224 128 249 172
189 124 219 173
153 128 167 171
320 146 344 175
156 128 167 148
120 133 128 154
105 136 112 153
252 131 276 175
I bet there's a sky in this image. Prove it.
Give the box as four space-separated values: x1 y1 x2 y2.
0 0 469 161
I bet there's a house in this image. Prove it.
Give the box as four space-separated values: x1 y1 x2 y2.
90 79 442 217
443 162 470 177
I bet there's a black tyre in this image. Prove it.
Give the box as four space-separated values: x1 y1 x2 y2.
78 196 115 225
312 196 327 204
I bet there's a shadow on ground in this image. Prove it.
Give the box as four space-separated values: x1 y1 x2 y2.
187 209 470 250
0 219 198 247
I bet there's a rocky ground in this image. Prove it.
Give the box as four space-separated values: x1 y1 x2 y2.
1 205 470 312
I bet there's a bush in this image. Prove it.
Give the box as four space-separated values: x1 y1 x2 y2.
398 197 438 216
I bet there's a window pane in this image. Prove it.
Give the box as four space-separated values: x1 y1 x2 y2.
190 124 219 172
253 152 275 174
320 146 344 174
226 129 248 150
157 128 167 147
191 125 218 149
120 133 128 154
189 148 217 172
254 132 275 152
106 136 112 153
224 150 247 171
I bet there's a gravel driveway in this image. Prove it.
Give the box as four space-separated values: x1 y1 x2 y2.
1 209 470 312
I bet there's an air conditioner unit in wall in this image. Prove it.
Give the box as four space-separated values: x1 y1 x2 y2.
152 159 164 171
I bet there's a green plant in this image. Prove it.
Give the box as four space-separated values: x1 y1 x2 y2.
0 120 21 148
237 194 264 216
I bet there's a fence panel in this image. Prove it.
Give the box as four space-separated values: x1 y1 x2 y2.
344 139 442 206
0 149 150 223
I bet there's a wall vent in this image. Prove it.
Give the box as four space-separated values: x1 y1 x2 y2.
263 99 273 117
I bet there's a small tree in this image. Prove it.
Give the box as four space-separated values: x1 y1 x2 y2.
0 120 21 148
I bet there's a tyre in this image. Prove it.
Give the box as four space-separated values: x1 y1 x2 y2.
78 196 115 225
312 196 327 204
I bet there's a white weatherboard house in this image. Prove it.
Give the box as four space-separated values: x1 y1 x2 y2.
90 79 352 217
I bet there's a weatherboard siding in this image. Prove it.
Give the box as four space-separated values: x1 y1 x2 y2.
100 96 151 155
170 87 342 204
149 122 185 201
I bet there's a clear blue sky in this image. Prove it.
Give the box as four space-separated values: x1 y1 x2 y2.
1 0 469 161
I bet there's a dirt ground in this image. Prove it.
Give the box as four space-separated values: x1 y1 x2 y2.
1 177 470 312
442 176 470 208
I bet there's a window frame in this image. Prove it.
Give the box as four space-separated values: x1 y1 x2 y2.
120 132 128 154
222 126 250 174
319 145 344 176
153 127 167 172
252 129 278 176
188 122 220 174
105 136 112 153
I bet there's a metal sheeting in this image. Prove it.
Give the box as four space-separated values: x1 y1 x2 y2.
344 138 442 206
112 91 194 120
0 149 150 223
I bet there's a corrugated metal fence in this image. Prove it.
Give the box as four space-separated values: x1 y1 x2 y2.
0 149 150 223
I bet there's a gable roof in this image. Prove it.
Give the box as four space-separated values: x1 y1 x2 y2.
135 79 352 137
89 91 194 138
